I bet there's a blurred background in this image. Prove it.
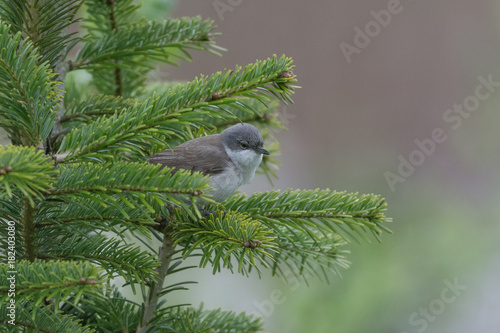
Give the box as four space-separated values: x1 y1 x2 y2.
102 0 500 332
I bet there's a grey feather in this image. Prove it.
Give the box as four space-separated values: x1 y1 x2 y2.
148 134 234 176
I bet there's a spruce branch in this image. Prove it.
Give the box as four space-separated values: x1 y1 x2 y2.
138 228 176 333
37 235 159 289
155 305 263 333
222 189 392 243
0 146 57 206
49 163 210 216
84 0 140 34
56 55 296 163
61 94 139 124
271 230 350 282
0 260 105 307
73 17 221 70
0 0 82 69
175 190 388 281
35 197 158 237
83 0 141 97
81 3 221 97
0 300 94 333
64 289 142 332
0 21 61 146
0 0 83 150
173 212 278 276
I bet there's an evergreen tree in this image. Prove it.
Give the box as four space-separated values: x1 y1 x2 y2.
0 1 392 332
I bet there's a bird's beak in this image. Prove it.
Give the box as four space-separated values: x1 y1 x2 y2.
255 147 270 155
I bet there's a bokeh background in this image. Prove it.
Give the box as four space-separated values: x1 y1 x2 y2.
147 1 500 332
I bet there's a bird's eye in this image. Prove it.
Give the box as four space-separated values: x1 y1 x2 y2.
240 142 249 149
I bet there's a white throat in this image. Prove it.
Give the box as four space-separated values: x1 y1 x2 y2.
224 145 263 185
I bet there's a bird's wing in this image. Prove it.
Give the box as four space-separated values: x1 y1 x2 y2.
147 135 233 176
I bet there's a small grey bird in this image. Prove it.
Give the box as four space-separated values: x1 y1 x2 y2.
148 123 269 203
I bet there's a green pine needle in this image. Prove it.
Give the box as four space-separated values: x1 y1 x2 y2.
173 211 278 276
75 18 221 70
37 235 159 291
0 21 61 146
154 304 263 333
50 162 211 215
57 55 296 163
0 145 57 206
0 300 95 333
0 0 82 68
222 189 392 244
0 260 105 309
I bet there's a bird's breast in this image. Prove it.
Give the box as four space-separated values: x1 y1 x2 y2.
208 165 243 202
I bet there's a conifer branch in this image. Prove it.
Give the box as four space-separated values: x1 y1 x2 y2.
0 146 57 206
35 216 146 228
83 0 140 97
138 228 176 333
157 305 263 332
35 196 158 236
222 189 392 243
47 185 204 196
73 17 221 71
56 55 296 163
0 0 82 69
0 22 61 146
37 235 159 286
62 289 142 332
0 260 105 306
173 212 278 276
271 230 350 281
0 301 94 333
62 95 138 122
175 189 390 280
0 1 81 149
84 0 140 34
79 7 221 97
48 163 210 215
